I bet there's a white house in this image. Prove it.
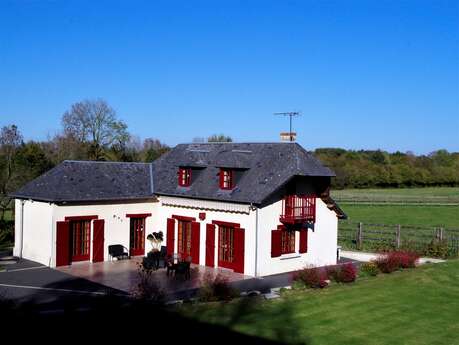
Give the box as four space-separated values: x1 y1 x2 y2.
11 142 346 277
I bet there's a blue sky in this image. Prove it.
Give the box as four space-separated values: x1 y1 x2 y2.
0 0 458 154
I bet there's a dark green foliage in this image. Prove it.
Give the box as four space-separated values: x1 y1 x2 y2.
424 238 449 259
315 148 459 189
198 273 239 301
360 262 379 277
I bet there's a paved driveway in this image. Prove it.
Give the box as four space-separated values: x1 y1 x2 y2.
0 258 122 306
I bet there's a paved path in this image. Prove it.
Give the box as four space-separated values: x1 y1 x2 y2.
341 250 446 264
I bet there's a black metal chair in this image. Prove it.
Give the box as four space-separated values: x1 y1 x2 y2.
174 261 191 280
108 245 130 261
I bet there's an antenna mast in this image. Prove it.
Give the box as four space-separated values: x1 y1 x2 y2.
274 111 301 141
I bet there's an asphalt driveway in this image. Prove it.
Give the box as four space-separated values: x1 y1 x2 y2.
0 258 125 306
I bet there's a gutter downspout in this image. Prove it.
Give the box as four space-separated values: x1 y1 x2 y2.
251 203 259 277
19 199 24 258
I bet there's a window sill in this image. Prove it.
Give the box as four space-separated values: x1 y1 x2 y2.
280 254 301 260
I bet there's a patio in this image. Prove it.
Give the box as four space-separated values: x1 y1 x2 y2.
57 258 251 298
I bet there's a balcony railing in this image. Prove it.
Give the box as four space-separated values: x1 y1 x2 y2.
280 195 316 224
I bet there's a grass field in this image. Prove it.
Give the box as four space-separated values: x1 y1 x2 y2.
341 204 459 229
332 187 459 204
180 261 459 345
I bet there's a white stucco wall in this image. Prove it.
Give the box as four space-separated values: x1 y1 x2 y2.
14 195 338 276
13 199 54 266
51 201 159 267
155 196 257 276
256 198 338 276
14 198 159 267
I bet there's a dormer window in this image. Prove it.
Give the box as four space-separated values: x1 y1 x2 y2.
219 168 234 190
178 168 191 187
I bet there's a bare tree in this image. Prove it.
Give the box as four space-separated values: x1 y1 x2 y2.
207 134 233 143
62 99 129 160
0 125 23 220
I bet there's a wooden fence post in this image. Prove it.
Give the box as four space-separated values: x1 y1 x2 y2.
396 224 401 249
357 222 363 250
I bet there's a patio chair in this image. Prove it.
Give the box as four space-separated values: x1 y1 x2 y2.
165 255 176 276
108 245 130 261
159 246 167 268
175 261 191 280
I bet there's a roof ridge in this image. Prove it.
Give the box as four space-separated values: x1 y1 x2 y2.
179 142 298 145
63 160 150 165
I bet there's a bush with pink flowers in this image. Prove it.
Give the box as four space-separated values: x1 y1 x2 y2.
375 251 419 273
293 266 329 289
335 262 358 283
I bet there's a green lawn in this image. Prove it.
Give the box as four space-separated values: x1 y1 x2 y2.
341 204 459 229
332 187 459 204
180 261 459 345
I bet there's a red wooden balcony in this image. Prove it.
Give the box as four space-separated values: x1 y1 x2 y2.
280 195 316 224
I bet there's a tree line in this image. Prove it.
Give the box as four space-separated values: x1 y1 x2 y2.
1 99 458 220
315 148 459 189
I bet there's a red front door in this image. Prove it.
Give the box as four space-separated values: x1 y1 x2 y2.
177 220 192 260
130 217 145 256
70 220 91 262
218 225 244 274
218 225 235 270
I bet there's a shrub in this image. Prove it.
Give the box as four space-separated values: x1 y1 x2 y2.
336 262 357 283
198 273 239 302
141 251 159 270
325 265 339 281
375 251 419 273
360 262 379 276
133 263 165 303
0 220 14 246
424 238 449 259
294 266 328 288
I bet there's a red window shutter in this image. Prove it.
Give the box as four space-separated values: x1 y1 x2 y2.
56 221 70 267
191 222 200 265
92 219 105 262
271 229 282 258
166 218 175 256
234 227 245 274
205 223 215 267
299 229 308 253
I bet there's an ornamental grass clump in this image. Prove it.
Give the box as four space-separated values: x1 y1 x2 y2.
360 262 379 277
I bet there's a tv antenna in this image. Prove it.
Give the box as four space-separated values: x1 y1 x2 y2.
274 111 301 141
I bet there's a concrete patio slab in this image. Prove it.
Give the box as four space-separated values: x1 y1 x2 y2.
56 258 252 298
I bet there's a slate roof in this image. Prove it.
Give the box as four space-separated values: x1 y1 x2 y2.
11 160 154 203
11 142 338 207
152 142 335 205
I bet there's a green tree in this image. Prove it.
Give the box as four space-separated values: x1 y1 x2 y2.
207 134 233 143
0 125 23 220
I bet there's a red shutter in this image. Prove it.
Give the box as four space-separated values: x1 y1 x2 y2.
92 219 105 262
271 229 282 258
234 227 245 274
299 229 308 253
56 221 70 267
191 221 200 264
205 223 215 267
166 218 175 256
